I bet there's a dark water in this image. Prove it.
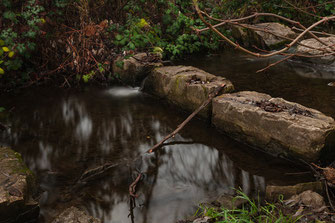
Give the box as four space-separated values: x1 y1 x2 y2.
178 51 335 117
1 51 331 223
0 86 309 222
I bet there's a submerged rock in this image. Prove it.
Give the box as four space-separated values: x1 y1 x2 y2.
266 181 323 201
52 206 101 223
232 23 296 49
296 37 335 65
144 66 234 118
112 52 163 86
212 91 335 161
0 147 39 222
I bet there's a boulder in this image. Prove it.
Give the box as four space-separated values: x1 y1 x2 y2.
232 23 296 49
296 37 335 65
144 66 234 118
266 181 323 201
287 190 326 210
52 206 101 223
112 53 163 86
212 91 335 161
0 147 39 222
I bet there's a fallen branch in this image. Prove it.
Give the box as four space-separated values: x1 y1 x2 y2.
256 55 294 73
324 179 335 212
77 162 120 184
292 27 335 37
147 83 226 153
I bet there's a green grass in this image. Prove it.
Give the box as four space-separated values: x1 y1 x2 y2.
199 190 301 223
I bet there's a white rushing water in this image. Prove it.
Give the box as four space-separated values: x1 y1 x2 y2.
105 86 141 97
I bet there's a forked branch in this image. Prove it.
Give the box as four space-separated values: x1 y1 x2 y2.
192 0 335 71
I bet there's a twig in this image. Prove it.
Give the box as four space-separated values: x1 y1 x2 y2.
292 27 335 37
284 171 312 175
147 83 226 153
129 173 142 197
77 162 120 184
282 0 321 18
324 179 335 212
256 55 294 73
196 9 335 52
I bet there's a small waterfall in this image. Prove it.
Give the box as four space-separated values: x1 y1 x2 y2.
105 87 140 97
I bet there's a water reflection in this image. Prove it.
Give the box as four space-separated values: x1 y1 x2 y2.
0 86 310 223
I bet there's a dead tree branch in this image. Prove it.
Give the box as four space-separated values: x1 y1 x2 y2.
147 84 226 154
292 27 335 37
256 55 294 73
192 0 335 71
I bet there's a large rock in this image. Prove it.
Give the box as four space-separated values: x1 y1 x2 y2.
52 206 101 223
296 37 335 65
232 23 296 49
144 66 234 118
112 53 163 86
287 190 326 210
212 91 335 161
266 181 323 201
0 147 39 222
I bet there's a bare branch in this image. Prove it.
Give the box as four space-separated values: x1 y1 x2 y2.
193 0 335 59
256 55 294 73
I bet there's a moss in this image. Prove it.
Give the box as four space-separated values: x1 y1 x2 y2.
224 83 235 93
13 152 33 176
268 40 291 50
201 85 208 97
0 147 36 197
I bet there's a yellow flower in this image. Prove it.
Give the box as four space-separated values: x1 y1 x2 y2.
0 68 4 75
153 47 163 53
2 47 10 52
8 51 15 58
137 18 149 28
40 18 46 24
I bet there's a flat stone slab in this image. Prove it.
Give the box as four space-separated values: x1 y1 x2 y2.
0 147 39 222
266 181 323 201
212 91 335 161
144 66 234 118
52 206 101 223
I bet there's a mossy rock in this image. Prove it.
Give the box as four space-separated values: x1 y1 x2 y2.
0 146 39 222
144 66 234 119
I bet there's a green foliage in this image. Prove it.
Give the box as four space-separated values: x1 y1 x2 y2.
0 107 5 113
0 0 44 77
112 0 227 59
115 60 124 69
1 0 334 89
82 70 95 83
200 190 301 223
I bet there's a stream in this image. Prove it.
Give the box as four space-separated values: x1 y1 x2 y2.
1 51 334 223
